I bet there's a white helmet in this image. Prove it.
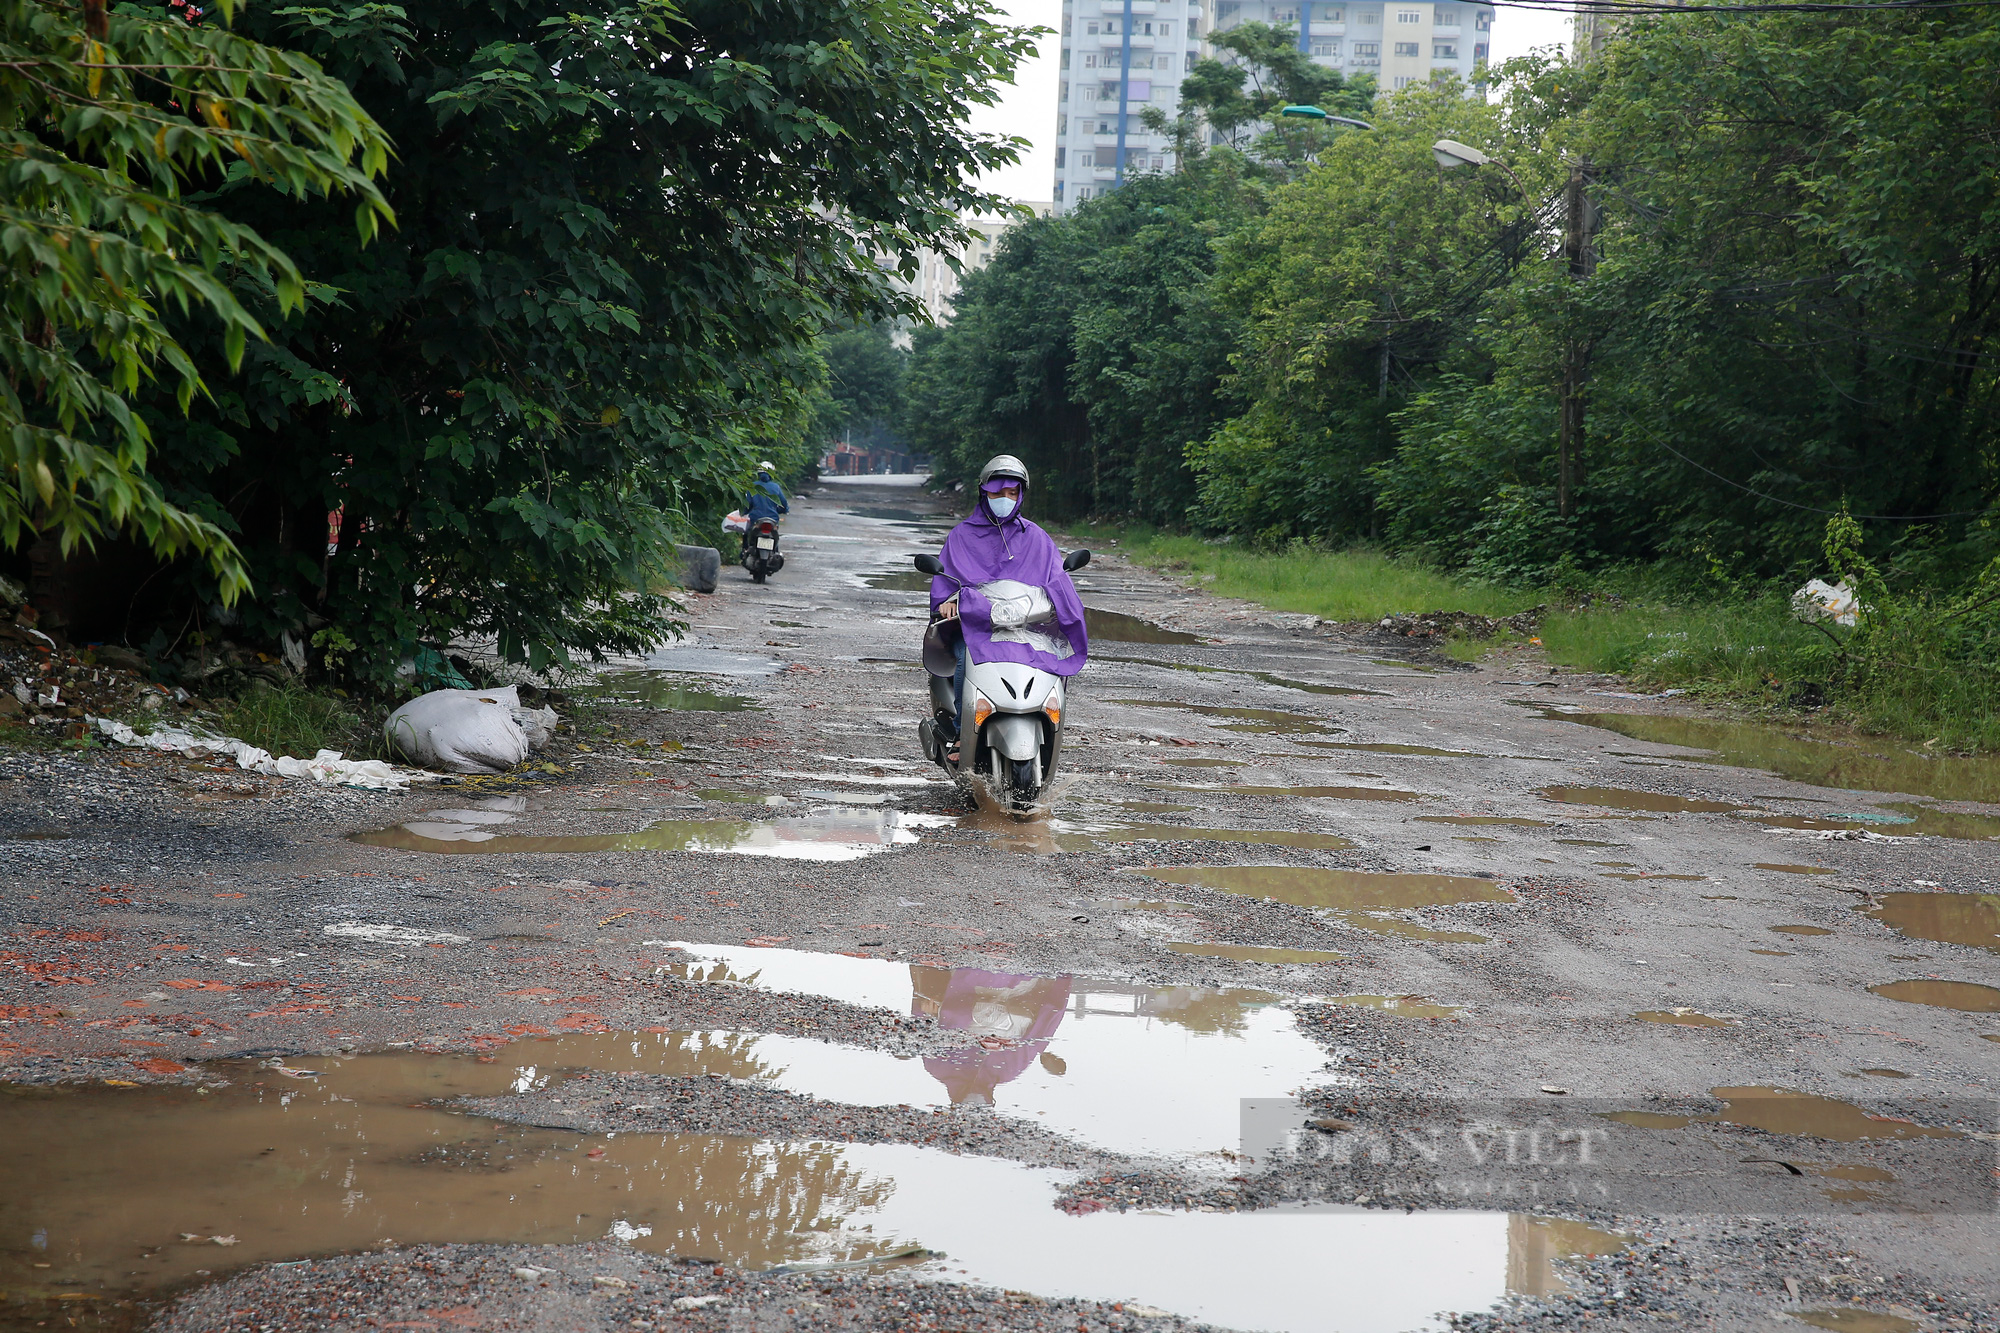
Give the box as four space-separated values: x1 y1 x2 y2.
758 460 777 473
979 455 1029 487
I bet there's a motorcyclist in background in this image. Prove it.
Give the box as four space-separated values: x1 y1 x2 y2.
739 461 788 561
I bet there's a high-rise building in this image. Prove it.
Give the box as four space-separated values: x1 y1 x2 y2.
888 203 1057 342
1052 0 1494 213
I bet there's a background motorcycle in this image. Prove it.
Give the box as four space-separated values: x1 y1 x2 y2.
912 549 1089 810
740 518 784 583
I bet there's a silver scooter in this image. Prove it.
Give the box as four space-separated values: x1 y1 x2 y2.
912 550 1090 810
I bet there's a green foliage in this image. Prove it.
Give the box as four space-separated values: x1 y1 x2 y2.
1156 21 1375 166
1109 527 1536 621
820 322 907 453
214 678 371 759
902 154 1276 523
1 0 392 598
133 0 1032 687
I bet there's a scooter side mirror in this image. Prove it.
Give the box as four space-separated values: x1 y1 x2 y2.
1062 549 1092 572
912 554 944 576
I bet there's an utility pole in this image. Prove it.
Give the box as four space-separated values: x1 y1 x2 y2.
1556 156 1597 520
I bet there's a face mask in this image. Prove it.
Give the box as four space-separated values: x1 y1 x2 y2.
986 495 1019 520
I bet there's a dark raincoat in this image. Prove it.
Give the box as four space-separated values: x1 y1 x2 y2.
743 476 788 523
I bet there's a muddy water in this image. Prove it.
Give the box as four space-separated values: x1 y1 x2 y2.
1420 815 1553 828
1756 863 1837 875
0 1067 1619 1333
1868 979 2000 1012
1770 925 1835 936
864 569 934 591
1633 1010 1732 1027
1134 866 1514 913
582 670 752 711
1601 1087 1960 1141
1081 822 1354 851
1294 741 1487 757
1792 1312 1919 1333
1862 893 2000 952
1324 994 1466 1020
352 806 920 861
1166 943 1346 964
1162 783 1428 802
1085 608 1206 645
1551 712 2000 806
1118 700 1343 735
1539 786 1743 814
1099 656 1382 697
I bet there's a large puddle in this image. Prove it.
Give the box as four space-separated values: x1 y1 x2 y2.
581 670 752 711
1116 700 1343 735
1867 979 2000 1012
1085 608 1207 645
353 801 919 861
1159 783 1427 803
0 1068 1615 1333
1860 892 2000 952
1129 867 1508 945
1074 821 1354 851
1538 786 1742 814
1550 712 2000 805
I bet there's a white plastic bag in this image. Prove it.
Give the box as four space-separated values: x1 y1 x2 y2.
92 718 418 791
383 685 558 774
1792 578 1859 627
722 510 749 534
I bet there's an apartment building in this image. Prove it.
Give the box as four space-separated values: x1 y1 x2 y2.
1053 0 1494 212
889 203 1057 342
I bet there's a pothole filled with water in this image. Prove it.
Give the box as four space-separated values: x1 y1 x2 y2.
1546 712 2000 806
1165 943 1346 965
1117 700 1343 736
352 803 921 861
1867 979 2000 1012
1157 783 1428 803
1600 1087 1961 1141
1632 1010 1732 1027
580 670 753 711
1538 786 1743 814
1085 608 1207 645
1861 893 2000 952
1128 867 1509 945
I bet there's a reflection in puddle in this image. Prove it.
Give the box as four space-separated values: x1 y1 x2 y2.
1602 1087 1960 1141
352 806 919 861
1166 943 1345 964
1539 786 1742 814
1862 892 2000 952
1633 1010 1731 1027
1161 783 1427 802
0 1072 1618 1333
1085 608 1206 645
1131 866 1505 944
1326 994 1465 1020
1549 712 2000 806
1868 979 2000 1012
582 670 752 711
1117 700 1342 735
652 943 1326 1159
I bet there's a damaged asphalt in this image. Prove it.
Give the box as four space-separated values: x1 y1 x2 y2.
2 476 1996 1333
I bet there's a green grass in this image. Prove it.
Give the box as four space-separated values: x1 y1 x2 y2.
1537 600 1827 694
214 683 378 760
1101 530 1538 622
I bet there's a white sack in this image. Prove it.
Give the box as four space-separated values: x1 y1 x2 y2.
383 685 558 774
92 718 418 791
1792 578 1859 627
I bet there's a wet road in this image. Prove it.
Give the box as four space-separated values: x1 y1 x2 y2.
2 475 1997 1332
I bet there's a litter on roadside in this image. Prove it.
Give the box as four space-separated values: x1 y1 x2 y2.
1792 578 1860 627
92 717 421 791
1765 827 1919 843
384 685 559 774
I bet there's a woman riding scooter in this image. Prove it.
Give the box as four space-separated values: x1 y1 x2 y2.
930 456 1089 769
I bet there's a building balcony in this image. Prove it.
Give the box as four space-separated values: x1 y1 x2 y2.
1432 23 1460 34
1309 20 1345 33
1091 0 1157 13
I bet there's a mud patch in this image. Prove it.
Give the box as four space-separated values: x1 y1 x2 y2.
1118 701 1343 736
1162 783 1427 803
1632 1010 1732 1027
1539 786 1742 814
1601 1087 1959 1141
1165 943 1345 965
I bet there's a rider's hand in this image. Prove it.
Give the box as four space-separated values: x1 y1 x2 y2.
938 596 959 620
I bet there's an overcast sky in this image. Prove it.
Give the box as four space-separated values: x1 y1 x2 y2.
966 1 1577 207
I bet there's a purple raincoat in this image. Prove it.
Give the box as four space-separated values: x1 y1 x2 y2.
930 498 1089 676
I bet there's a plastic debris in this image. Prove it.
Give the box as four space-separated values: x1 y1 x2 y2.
92 717 420 791
1766 827 1918 843
1792 578 1860 627
322 923 472 945
383 685 558 774
673 1296 724 1311
721 510 749 534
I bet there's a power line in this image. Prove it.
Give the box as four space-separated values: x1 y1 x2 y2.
1611 410 2000 521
